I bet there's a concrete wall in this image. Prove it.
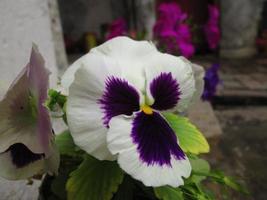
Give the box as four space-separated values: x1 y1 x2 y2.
0 0 59 99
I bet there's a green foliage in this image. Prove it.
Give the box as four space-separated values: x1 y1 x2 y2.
180 182 213 200
47 89 67 110
55 130 83 157
192 170 249 195
189 157 210 184
163 113 210 154
154 186 184 200
46 89 68 124
66 155 124 200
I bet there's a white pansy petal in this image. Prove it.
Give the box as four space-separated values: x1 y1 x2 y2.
61 37 155 94
67 51 146 160
0 48 50 155
0 151 44 180
107 113 191 187
179 56 204 105
67 62 116 160
0 142 58 180
144 52 195 112
91 36 157 61
91 37 156 92
60 57 84 95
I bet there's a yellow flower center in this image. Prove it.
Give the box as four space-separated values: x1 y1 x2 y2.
141 104 153 115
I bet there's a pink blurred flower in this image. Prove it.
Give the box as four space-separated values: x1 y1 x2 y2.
153 2 195 58
158 2 187 25
204 5 220 50
178 42 195 58
176 24 192 42
106 18 127 40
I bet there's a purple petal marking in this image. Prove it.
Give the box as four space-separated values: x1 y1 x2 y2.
6 143 44 168
150 72 180 111
131 111 185 166
99 76 140 126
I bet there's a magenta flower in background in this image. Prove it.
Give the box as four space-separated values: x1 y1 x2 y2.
106 18 127 40
202 63 220 101
153 2 195 58
157 2 187 26
178 42 195 58
204 5 220 50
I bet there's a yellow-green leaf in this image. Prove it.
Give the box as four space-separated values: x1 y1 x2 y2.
66 155 124 200
163 113 210 154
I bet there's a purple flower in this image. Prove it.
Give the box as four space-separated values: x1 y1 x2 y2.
204 5 220 50
202 63 220 101
106 18 127 40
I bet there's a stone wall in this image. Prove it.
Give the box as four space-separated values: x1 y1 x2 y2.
220 0 264 58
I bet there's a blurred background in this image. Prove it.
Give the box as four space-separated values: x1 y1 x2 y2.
0 0 266 199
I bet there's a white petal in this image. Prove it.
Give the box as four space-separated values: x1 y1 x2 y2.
0 71 43 154
107 115 191 187
144 52 196 112
0 151 44 180
66 54 122 160
0 143 58 180
61 37 156 94
91 36 156 60
60 57 84 95
179 56 204 105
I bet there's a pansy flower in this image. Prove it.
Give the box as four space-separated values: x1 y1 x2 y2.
202 63 220 101
62 37 204 187
0 46 59 180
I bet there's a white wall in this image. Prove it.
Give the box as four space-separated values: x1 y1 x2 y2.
0 0 58 99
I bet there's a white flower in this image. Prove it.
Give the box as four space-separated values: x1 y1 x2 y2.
0 46 59 180
62 37 204 187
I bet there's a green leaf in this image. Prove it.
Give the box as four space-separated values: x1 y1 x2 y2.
181 183 213 200
163 113 210 154
112 175 135 200
154 186 184 200
66 155 124 200
46 89 67 111
55 130 83 157
210 171 249 195
192 170 249 195
189 158 210 183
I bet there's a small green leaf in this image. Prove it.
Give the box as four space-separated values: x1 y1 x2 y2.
189 158 210 183
46 89 67 111
163 113 210 154
55 130 82 157
67 155 124 200
154 186 184 200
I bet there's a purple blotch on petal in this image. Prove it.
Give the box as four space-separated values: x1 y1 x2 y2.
98 76 140 127
131 111 185 166
150 72 180 110
6 143 44 168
